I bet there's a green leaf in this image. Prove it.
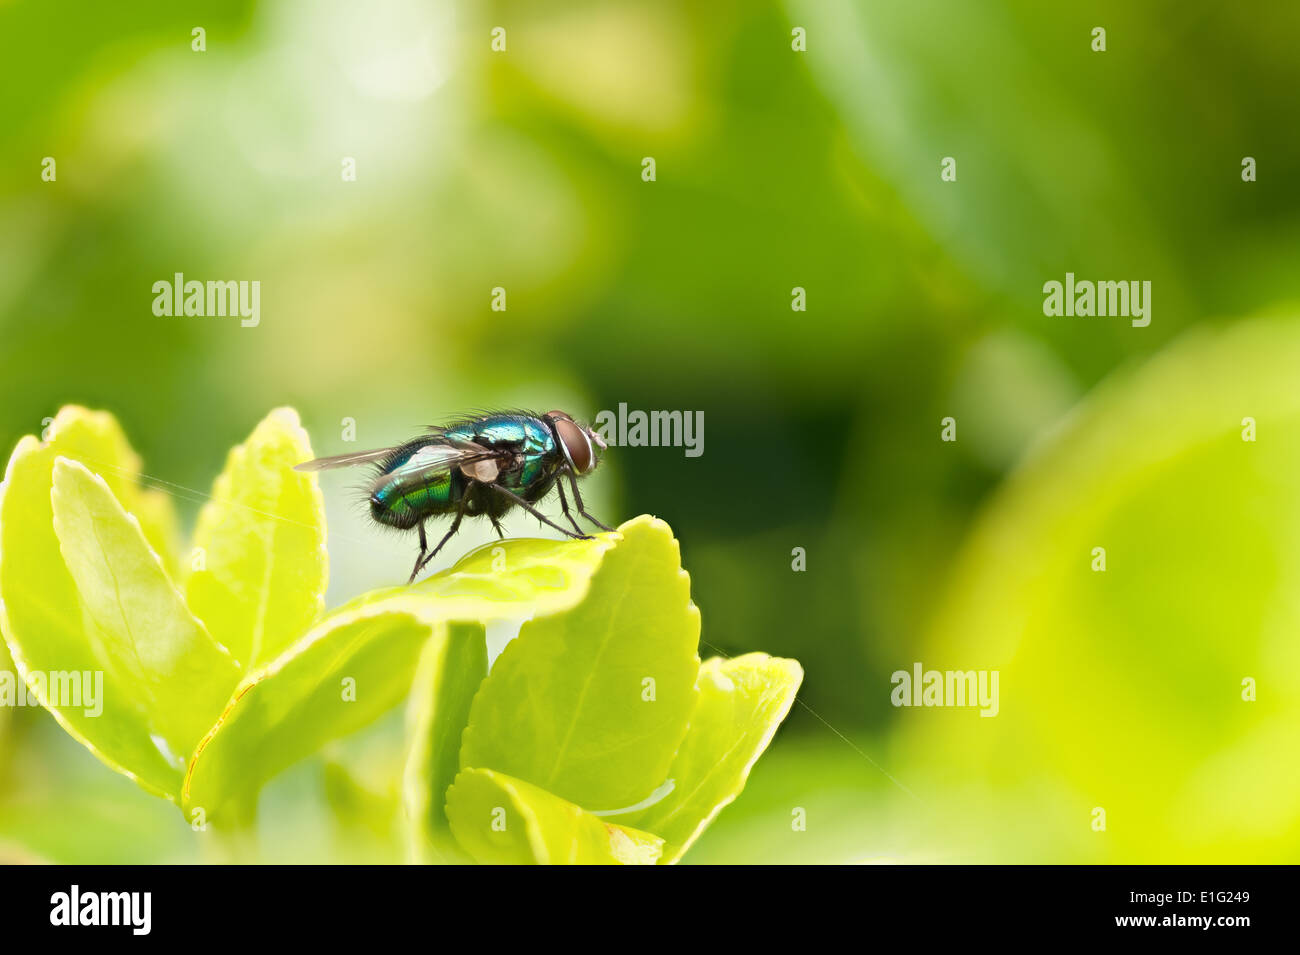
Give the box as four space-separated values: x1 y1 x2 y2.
182 522 630 825
0 407 187 799
617 653 803 863
446 768 663 865
460 515 701 812
51 458 241 765
403 622 487 864
184 408 327 670
350 532 620 620
182 597 453 825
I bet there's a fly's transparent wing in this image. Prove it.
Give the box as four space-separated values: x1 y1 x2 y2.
293 448 399 472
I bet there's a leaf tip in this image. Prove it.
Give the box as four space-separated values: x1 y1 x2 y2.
4 435 41 478
50 455 97 494
265 406 305 433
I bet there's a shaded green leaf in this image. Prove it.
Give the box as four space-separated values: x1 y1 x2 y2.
184 408 327 670
460 515 701 812
446 767 662 865
617 653 803 863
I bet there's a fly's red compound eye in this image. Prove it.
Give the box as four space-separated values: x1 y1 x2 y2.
554 416 594 473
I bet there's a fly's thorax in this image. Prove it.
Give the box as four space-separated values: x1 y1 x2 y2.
451 413 554 457
458 413 559 488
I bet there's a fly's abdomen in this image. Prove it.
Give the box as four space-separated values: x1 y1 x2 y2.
369 440 460 529
371 472 457 528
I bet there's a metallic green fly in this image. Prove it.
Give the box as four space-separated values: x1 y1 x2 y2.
295 410 611 583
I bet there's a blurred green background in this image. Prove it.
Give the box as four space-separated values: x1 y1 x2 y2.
2 0 1298 863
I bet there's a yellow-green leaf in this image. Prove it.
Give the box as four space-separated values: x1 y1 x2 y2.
183 527 627 825
184 599 455 825
403 623 487 864
618 653 803 863
349 532 619 620
459 516 702 812
446 768 663 864
0 407 186 798
51 459 241 766
184 407 327 670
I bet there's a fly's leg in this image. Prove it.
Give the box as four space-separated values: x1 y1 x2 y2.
565 469 613 532
488 483 591 540
487 490 507 539
555 479 586 536
407 521 429 585
408 482 477 584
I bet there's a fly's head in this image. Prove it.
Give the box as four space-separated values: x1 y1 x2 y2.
544 410 606 476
